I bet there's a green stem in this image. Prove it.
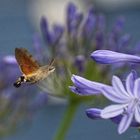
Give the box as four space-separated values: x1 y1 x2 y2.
53 101 79 140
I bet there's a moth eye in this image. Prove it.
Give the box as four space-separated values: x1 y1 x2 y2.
49 66 55 71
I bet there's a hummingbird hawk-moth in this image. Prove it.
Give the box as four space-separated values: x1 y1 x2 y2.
14 48 55 88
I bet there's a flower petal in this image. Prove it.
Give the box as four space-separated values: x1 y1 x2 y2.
69 86 100 95
91 50 140 64
86 108 102 119
134 78 140 98
102 87 129 103
101 104 127 119
134 106 140 123
71 75 110 95
112 76 130 98
126 71 137 96
86 108 140 127
118 113 133 134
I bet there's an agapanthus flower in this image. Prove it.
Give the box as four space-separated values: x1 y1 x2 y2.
86 108 140 127
74 55 85 73
91 50 140 64
66 2 83 37
25 2 140 139
69 74 110 95
40 17 64 47
70 71 140 134
38 2 135 78
38 3 108 96
82 7 96 40
112 16 125 36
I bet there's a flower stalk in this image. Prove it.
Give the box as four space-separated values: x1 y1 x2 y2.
53 99 79 140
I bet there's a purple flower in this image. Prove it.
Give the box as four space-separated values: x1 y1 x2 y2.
86 108 140 128
118 34 131 49
74 55 85 73
0 55 20 87
40 17 52 45
99 71 140 134
133 41 140 53
108 17 126 51
51 24 64 45
71 71 140 134
91 50 140 64
82 7 96 39
40 17 64 46
86 108 101 119
3 55 17 64
69 75 110 95
112 16 125 35
95 31 104 49
96 14 105 32
66 2 83 36
33 34 43 61
67 2 77 23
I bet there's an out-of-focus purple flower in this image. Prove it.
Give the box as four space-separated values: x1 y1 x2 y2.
66 2 77 33
51 24 64 45
94 14 105 49
112 16 125 35
0 55 20 88
40 17 52 45
40 17 64 46
133 41 140 53
67 2 77 22
82 7 96 39
91 50 140 64
33 34 43 61
97 14 105 32
69 74 110 95
66 2 83 36
108 32 117 49
95 31 104 49
74 55 85 73
108 17 125 51
118 34 131 50
3 55 17 64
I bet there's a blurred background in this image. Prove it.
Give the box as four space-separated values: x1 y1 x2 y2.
0 0 140 140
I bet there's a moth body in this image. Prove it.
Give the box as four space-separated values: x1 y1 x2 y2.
25 65 55 83
14 48 55 88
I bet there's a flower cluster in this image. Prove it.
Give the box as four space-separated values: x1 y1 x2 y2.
71 71 140 134
38 3 102 96
38 2 132 98
70 6 140 135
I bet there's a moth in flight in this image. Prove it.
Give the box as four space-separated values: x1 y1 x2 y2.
14 48 55 88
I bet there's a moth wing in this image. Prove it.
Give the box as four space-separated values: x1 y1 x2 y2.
15 48 40 75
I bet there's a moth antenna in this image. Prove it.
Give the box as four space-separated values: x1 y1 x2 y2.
49 58 55 66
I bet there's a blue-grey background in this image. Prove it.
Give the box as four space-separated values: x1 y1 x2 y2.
0 0 140 140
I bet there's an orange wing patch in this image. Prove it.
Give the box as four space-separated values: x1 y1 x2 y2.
15 48 40 75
